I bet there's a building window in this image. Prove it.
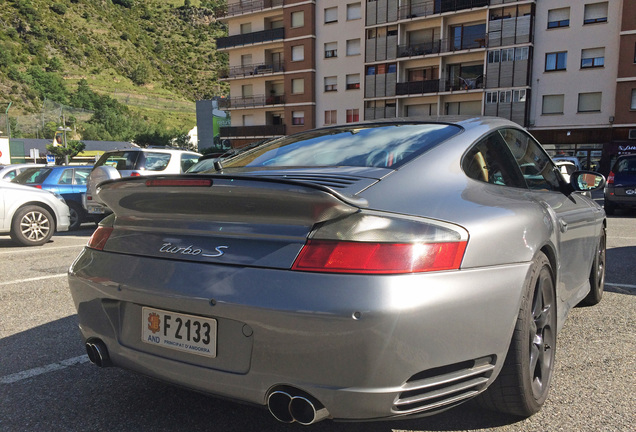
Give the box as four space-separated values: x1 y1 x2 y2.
241 54 252 67
545 52 567 71
325 42 337 58
292 45 304 61
501 48 514 62
515 47 529 61
346 39 361 56
292 111 305 125
291 11 304 28
325 110 337 125
241 84 253 98
291 78 304 94
486 91 498 104
488 50 500 64
324 76 337 92
324 7 338 24
346 109 359 123
347 3 361 21
346 74 360 90
583 2 608 25
542 94 564 114
499 90 512 103
513 89 526 102
547 8 570 28
631 90 636 110
240 23 252 34
581 48 605 68
578 92 602 112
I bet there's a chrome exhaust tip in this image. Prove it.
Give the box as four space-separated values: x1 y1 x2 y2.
267 388 329 425
85 338 111 368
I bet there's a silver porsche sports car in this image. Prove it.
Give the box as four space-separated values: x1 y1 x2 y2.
68 117 606 425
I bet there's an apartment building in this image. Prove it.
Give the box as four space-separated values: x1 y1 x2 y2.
217 0 633 173
529 0 621 172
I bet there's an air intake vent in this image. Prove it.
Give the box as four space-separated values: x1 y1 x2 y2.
628 129 636 140
393 356 496 415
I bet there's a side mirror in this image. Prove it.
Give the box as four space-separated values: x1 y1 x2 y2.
570 171 605 192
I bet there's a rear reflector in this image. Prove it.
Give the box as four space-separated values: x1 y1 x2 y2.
87 227 114 251
145 179 213 187
292 240 467 274
607 171 614 185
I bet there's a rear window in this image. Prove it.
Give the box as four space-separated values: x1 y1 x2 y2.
614 156 636 174
96 151 141 171
222 124 461 169
13 167 52 185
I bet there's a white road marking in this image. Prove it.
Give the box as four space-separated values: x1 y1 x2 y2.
0 273 67 286
0 244 85 255
0 355 89 384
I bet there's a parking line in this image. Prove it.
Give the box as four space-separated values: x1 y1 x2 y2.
0 355 89 384
0 273 67 286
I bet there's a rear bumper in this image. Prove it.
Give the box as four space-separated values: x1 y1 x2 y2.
68 248 531 420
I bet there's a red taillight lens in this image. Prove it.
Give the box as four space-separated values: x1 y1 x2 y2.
87 227 114 251
35 185 42 189
130 172 141 177
607 171 614 185
292 240 467 274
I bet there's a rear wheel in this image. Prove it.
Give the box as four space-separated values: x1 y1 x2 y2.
67 202 84 231
10 205 56 246
477 252 556 417
579 227 606 306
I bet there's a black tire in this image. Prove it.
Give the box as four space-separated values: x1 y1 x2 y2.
67 202 84 231
476 252 556 417
10 205 56 246
579 227 606 306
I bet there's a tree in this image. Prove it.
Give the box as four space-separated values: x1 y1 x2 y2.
46 140 86 165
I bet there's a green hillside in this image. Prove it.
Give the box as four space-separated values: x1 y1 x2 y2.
0 0 227 139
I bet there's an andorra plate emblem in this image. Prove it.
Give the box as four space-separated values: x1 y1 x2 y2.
147 312 161 334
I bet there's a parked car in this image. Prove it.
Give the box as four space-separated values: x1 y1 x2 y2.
555 160 577 183
84 148 200 215
1 181 70 246
69 118 606 425
552 155 583 170
12 165 93 230
604 153 636 215
0 163 46 182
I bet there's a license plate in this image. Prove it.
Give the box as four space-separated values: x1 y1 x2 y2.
87 205 105 214
141 307 217 358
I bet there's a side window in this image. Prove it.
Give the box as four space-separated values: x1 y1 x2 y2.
58 169 74 185
181 154 199 172
463 132 526 188
498 128 561 191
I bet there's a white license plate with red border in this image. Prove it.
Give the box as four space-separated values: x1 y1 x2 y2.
141 307 217 358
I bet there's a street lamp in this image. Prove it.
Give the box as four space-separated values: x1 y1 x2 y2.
57 125 72 165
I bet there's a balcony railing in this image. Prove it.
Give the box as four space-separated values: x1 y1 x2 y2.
220 61 285 79
397 33 487 58
217 0 284 18
398 0 489 21
220 125 286 138
217 28 284 49
222 94 286 108
396 76 484 95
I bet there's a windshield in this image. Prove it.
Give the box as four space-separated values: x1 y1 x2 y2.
221 124 461 170
12 167 52 185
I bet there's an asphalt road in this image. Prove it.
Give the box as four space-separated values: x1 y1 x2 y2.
0 213 634 432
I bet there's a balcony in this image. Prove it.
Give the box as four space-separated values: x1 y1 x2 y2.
222 94 286 109
396 79 442 95
398 0 489 21
397 33 486 58
220 124 286 138
220 61 285 79
217 0 284 18
217 28 284 49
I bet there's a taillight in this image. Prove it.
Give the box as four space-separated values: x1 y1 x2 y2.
87 227 113 251
130 172 141 177
607 171 614 185
35 185 42 189
292 212 468 274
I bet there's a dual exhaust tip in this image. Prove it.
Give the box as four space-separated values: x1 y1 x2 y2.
85 338 111 368
267 389 329 425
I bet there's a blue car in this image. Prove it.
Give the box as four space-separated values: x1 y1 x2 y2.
12 165 94 230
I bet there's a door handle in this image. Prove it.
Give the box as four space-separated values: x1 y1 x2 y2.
559 219 568 233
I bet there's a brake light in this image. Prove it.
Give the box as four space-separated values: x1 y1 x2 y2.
145 179 212 187
130 172 141 177
292 240 467 274
87 227 113 251
35 185 42 189
607 171 614 185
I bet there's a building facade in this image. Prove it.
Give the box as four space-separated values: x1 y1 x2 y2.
218 0 634 173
